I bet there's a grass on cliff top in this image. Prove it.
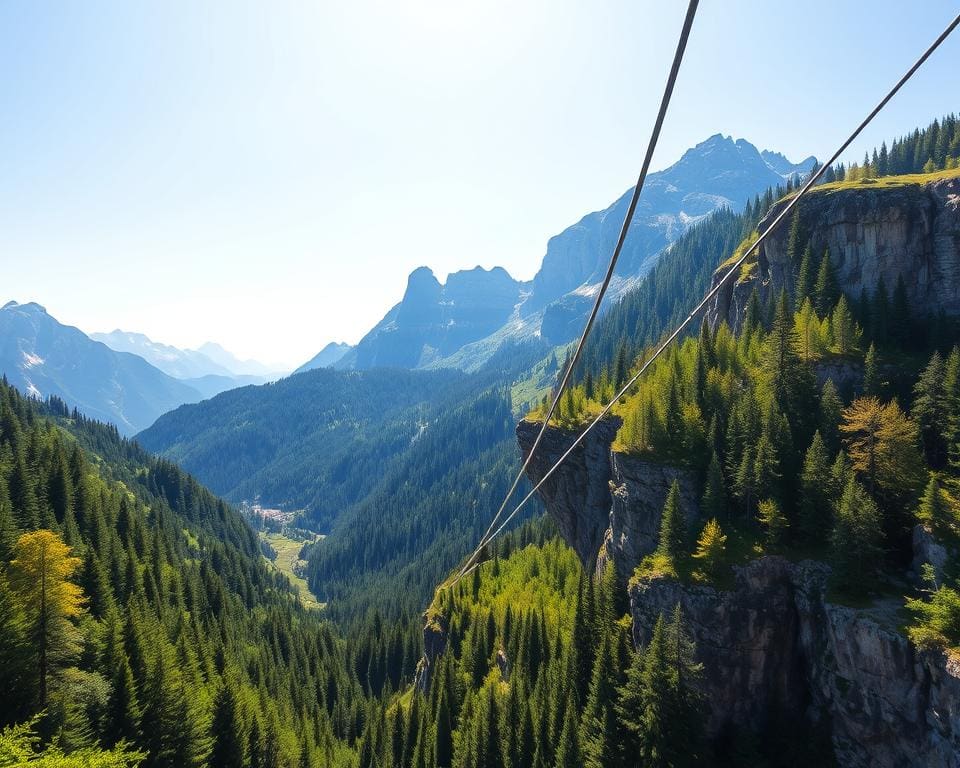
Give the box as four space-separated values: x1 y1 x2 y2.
715 167 960 279
812 166 960 194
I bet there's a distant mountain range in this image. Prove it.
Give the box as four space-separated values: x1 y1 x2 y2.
0 301 205 434
91 330 281 380
307 134 814 372
0 303 282 435
294 342 352 374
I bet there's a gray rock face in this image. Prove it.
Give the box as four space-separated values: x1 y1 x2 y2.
515 418 620 566
601 454 699 581
516 419 698 579
526 135 815 315
912 523 951 585
414 611 448 694
346 265 524 369
630 558 960 768
710 176 960 330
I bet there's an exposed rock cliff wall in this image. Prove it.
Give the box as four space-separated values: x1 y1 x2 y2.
516 418 698 579
630 558 960 768
709 175 960 331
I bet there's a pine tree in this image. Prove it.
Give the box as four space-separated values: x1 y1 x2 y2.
765 289 816 438
830 295 860 354
209 681 245 768
795 243 816 306
664 605 704 765
862 343 880 397
700 452 727 520
8 529 84 709
799 432 832 542
914 351 949 468
757 499 788 547
0 574 32 727
637 616 670 767
813 250 839 317
841 397 924 497
579 633 618 768
786 209 804 266
553 694 580 768
831 476 883 592
655 480 685 564
917 474 950 531
692 519 726 579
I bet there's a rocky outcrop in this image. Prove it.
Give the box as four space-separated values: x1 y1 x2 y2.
630 558 960 768
600 454 698 581
516 418 699 577
414 610 448 694
912 524 952 586
515 418 620 566
709 175 960 330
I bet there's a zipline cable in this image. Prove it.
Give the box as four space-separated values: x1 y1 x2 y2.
448 0 701 586
443 8 960 590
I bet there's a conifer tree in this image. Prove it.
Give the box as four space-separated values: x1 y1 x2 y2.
655 480 685 564
818 378 843 454
8 529 84 709
692 519 726 579
579 633 619 768
830 295 860 354
862 343 880 397
831 476 883 592
700 452 727 521
917 474 950 531
757 499 788 547
786 210 804 266
209 681 245 768
813 250 839 316
795 243 816 306
553 694 580 768
799 432 832 541
914 350 949 468
841 397 924 497
0 574 32 727
765 289 816 437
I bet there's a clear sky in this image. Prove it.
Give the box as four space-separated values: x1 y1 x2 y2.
2 1 958 368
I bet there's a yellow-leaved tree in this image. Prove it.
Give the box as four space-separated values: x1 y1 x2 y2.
840 397 924 496
8 530 85 709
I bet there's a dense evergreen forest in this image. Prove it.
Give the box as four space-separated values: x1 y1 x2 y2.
0 382 367 767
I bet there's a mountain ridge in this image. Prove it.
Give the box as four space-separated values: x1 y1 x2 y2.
320 134 814 373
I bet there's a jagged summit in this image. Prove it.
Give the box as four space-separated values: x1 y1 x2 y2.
322 135 815 372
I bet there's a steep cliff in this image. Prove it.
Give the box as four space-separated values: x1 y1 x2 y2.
631 559 960 768
515 419 960 766
515 417 699 578
709 171 960 331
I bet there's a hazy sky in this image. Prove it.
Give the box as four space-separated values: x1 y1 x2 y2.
2 1 958 368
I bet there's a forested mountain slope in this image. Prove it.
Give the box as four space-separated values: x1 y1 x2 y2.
140 342 552 622
0 380 365 767
137 366 466 529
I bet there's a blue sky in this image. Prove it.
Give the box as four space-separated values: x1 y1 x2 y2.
2 0 958 367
